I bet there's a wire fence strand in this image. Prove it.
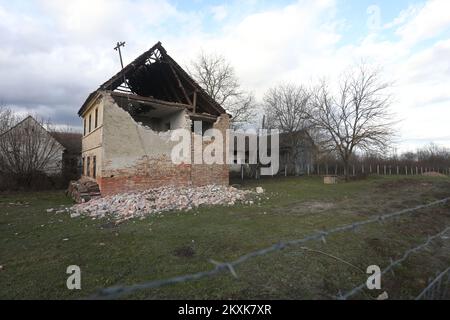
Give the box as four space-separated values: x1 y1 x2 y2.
415 267 450 300
88 197 450 300
339 226 450 300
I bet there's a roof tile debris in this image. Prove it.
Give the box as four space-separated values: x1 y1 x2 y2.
68 185 258 223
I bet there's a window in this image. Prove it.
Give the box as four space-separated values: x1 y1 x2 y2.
93 156 97 178
86 157 91 177
83 119 86 136
95 108 98 128
82 157 85 175
164 122 171 131
89 114 92 133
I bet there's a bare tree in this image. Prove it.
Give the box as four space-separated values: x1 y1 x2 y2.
417 143 450 169
189 52 256 127
0 105 16 134
0 108 64 187
311 64 396 180
264 83 313 175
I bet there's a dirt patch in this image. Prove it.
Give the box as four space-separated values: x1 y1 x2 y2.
173 246 196 258
281 201 335 215
377 179 426 190
365 238 396 256
423 172 447 177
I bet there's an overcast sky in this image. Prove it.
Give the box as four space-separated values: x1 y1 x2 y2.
1 0 449 152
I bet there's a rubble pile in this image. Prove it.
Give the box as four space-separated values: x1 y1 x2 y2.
67 178 101 203
69 185 257 222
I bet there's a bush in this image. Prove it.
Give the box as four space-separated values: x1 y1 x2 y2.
0 171 66 192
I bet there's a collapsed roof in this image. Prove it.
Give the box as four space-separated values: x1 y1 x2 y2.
78 42 227 118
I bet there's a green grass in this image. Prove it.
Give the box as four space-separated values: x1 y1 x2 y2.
1 175 450 300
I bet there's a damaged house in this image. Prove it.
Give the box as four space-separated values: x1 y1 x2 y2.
78 42 230 196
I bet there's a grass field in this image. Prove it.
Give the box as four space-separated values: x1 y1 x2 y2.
1 175 450 300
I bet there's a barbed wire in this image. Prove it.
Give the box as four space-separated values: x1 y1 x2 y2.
88 197 450 299
415 266 450 300
338 226 450 300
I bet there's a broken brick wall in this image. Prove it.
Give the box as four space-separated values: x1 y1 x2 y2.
97 92 229 196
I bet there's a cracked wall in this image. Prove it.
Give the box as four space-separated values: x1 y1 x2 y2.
85 92 229 195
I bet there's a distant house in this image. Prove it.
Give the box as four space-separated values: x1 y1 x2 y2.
0 116 82 189
51 132 83 182
278 130 316 176
229 129 316 177
0 116 65 176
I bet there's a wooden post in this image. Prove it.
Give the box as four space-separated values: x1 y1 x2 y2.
405 166 408 175
384 165 387 175
353 165 355 176
377 165 380 175
241 165 244 181
307 165 310 176
285 165 287 177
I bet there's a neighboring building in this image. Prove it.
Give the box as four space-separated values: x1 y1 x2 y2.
51 132 82 182
0 116 65 187
229 130 316 177
78 42 230 196
278 130 316 176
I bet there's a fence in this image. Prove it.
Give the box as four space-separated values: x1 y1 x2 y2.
307 163 450 177
233 163 450 180
339 226 450 300
415 267 450 300
88 197 450 300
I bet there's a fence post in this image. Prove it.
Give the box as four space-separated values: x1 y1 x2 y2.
307 164 310 176
384 165 387 175
377 165 380 175
241 165 244 181
353 165 355 176
405 166 408 175
285 165 287 177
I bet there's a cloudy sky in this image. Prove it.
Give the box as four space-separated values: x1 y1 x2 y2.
1 0 449 152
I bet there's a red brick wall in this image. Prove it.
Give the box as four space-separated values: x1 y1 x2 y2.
98 115 230 196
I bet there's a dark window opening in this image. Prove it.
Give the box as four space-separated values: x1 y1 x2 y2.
82 157 85 175
86 157 91 177
89 115 92 133
95 108 98 128
191 121 214 135
93 156 97 178
164 122 171 131
83 119 86 136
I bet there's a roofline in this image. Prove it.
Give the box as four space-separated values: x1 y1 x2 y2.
78 91 102 117
109 91 192 110
78 41 228 117
0 115 65 150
